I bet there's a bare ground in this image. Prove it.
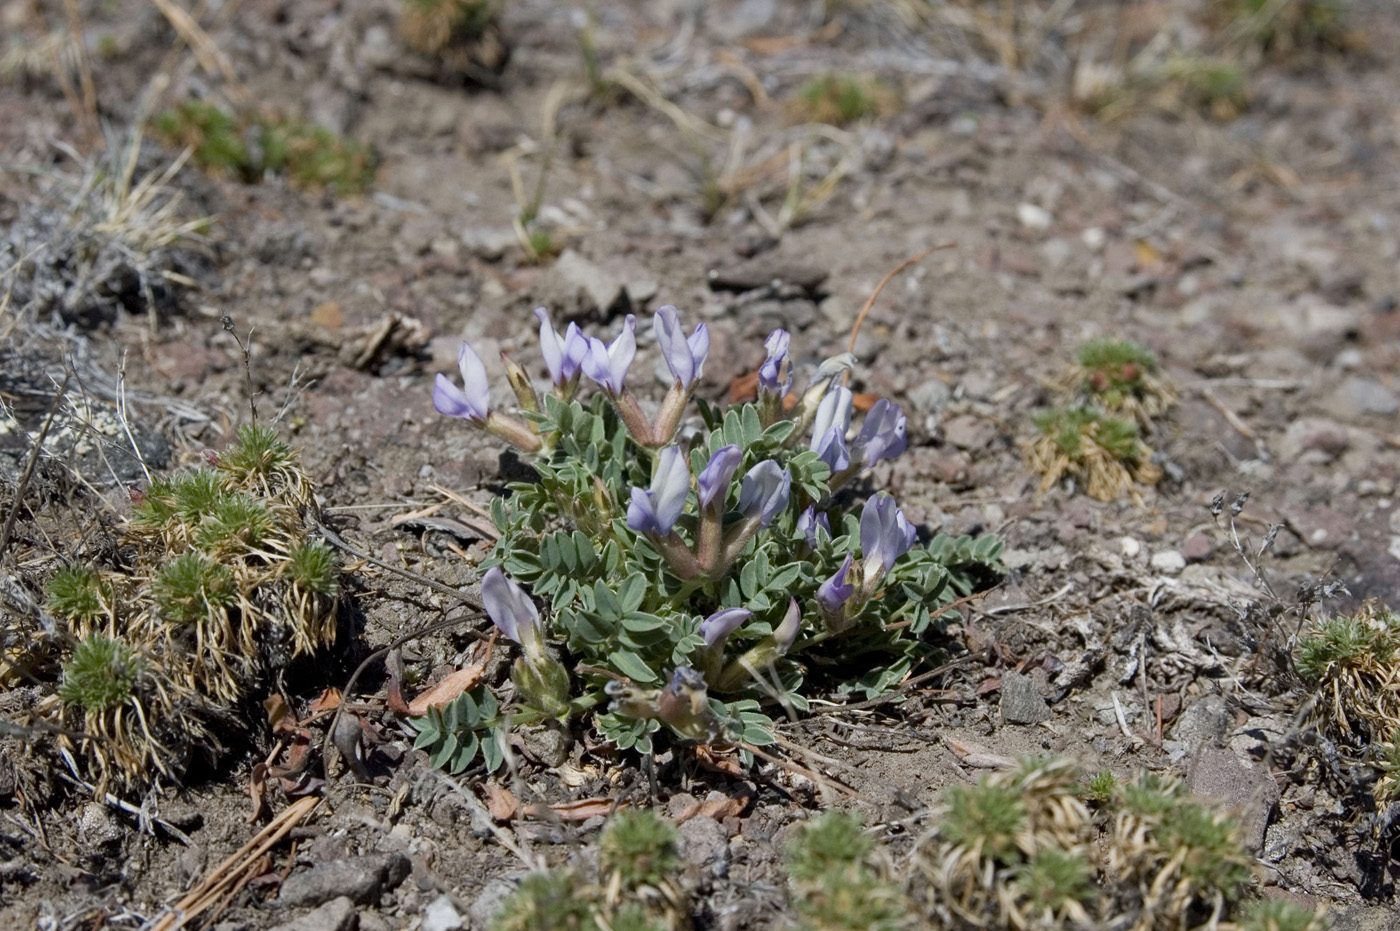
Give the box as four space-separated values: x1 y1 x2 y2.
2 0 1400 927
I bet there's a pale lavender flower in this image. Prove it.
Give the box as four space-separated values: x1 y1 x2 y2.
758 329 791 398
434 341 491 423
809 385 853 472
480 567 543 655
859 493 917 586
816 554 854 620
736 461 791 527
534 307 588 387
626 445 690 535
812 425 850 473
654 306 709 388
700 607 751 649
853 400 907 468
581 315 637 395
697 445 743 511
796 506 831 549
774 598 802 654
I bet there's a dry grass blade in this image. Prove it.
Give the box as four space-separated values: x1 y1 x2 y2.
843 243 954 375
146 0 249 107
149 795 319 930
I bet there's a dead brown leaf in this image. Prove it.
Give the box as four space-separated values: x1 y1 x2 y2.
540 797 622 821
481 783 519 822
407 664 486 716
945 735 1017 770
309 688 342 714
263 695 298 735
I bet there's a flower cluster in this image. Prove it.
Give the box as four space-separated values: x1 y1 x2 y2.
432 305 1001 751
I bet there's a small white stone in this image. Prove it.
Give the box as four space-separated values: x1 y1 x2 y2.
1017 203 1053 231
1150 550 1186 574
1119 537 1142 559
422 894 465 931
1081 226 1106 251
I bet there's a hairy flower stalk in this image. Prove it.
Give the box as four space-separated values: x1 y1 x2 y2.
695 445 742 573
649 307 710 446
714 599 802 692
757 328 791 426
626 446 702 578
719 461 791 570
783 352 857 449
481 568 569 717
434 341 542 453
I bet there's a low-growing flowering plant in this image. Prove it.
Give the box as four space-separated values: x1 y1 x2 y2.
433 305 1002 753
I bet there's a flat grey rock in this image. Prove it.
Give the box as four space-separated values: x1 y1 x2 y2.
270 897 357 931
279 853 411 908
1188 748 1278 854
1000 671 1051 725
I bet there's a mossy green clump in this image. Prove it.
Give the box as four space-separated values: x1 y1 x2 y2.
1083 770 1118 804
1239 899 1329 931
791 73 896 126
1215 0 1355 58
45 565 110 624
909 756 1305 931
17 424 341 793
786 812 908 931
152 101 376 195
58 635 140 712
600 809 682 891
491 808 690 931
1027 406 1160 501
151 551 237 623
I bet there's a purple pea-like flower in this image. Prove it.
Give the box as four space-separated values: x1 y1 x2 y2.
700 607 751 649
736 461 791 528
816 554 854 616
534 307 589 387
859 493 917 585
697 445 743 511
758 329 791 398
853 399 907 468
774 598 802 654
654 306 709 389
809 385 853 472
434 341 492 423
581 315 637 395
626 445 691 535
480 567 543 655
796 506 831 549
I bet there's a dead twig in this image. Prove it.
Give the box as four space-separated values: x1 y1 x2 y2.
0 370 72 560
844 244 954 380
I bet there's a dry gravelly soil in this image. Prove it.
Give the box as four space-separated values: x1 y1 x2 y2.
2 0 1400 928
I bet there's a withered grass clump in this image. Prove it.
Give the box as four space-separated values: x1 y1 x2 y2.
398 0 510 79
909 756 1306 931
1028 337 1174 502
1294 601 1400 805
1026 406 1162 502
8 423 340 793
1064 338 1177 429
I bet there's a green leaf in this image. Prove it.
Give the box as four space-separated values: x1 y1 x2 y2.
594 580 622 622
621 612 668 633
609 649 660 683
429 732 459 770
450 732 480 774
483 728 504 772
617 572 647 614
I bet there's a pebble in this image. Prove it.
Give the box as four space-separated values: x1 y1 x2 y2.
279 853 411 908
1278 417 1350 463
1119 537 1142 559
1149 550 1186 574
1168 694 1230 749
421 894 465 931
1000 671 1051 725
547 249 628 315
941 414 1000 451
468 876 524 929
1017 203 1053 231
679 816 730 879
1188 748 1279 854
1333 376 1400 417
269 898 357 931
1181 532 1213 563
